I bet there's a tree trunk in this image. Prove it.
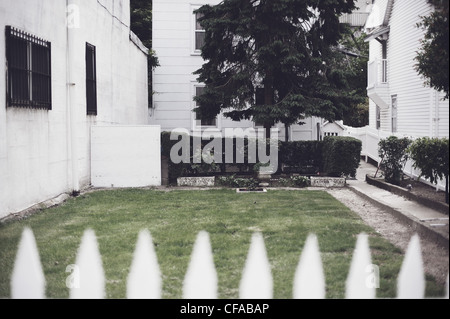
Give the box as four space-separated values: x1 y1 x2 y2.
264 70 274 140
285 124 290 142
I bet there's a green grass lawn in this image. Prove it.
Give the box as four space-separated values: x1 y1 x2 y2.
0 188 445 299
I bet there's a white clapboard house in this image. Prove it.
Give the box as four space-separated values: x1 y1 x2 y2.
345 0 449 189
364 0 448 137
0 0 150 218
150 0 371 141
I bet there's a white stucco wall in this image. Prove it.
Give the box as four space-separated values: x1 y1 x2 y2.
150 0 321 141
91 126 161 188
0 0 149 218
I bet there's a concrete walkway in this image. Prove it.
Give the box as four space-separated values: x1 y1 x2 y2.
346 161 449 250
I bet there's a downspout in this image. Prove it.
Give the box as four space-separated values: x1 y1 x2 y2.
429 89 434 137
434 90 439 138
66 0 80 195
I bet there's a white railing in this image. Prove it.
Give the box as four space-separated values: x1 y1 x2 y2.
368 58 388 88
10 228 449 299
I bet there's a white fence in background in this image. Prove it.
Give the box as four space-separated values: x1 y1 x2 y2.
344 125 447 191
10 228 449 299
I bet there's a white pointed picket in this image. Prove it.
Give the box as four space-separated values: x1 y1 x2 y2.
10 228 448 299
182 231 218 299
397 234 425 299
239 232 273 299
293 234 325 299
446 274 449 299
346 233 376 299
10 227 46 299
127 229 162 299
70 229 105 299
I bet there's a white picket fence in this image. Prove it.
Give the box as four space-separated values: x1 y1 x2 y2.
10 228 449 299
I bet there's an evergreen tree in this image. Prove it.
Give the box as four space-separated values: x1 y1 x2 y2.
194 0 361 138
336 30 369 127
415 0 449 99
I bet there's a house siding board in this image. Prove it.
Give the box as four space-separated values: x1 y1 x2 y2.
151 0 221 133
365 0 448 138
387 0 445 137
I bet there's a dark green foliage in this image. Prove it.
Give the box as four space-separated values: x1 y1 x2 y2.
322 136 362 177
279 141 324 173
130 0 159 107
415 0 449 99
161 132 260 183
193 0 361 136
162 132 362 181
378 136 412 185
277 175 311 188
408 137 449 203
343 99 369 128
217 175 260 190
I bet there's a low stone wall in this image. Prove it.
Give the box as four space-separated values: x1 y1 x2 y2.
177 177 215 187
310 177 346 188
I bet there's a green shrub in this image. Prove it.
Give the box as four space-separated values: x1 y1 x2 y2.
279 141 323 173
378 136 412 185
322 136 362 177
408 137 449 203
161 131 188 183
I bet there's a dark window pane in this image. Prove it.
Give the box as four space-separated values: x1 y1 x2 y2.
86 43 97 115
196 13 204 30
195 32 205 51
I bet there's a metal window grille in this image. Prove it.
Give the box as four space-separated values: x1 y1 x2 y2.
86 43 97 115
5 26 52 110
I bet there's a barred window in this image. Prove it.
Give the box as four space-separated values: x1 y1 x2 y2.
5 26 52 110
86 43 97 115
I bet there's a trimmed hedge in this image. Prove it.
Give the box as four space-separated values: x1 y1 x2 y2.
161 132 362 183
322 136 362 178
279 141 323 174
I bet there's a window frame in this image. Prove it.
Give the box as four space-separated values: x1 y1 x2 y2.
191 5 205 55
192 84 219 129
376 105 381 130
5 26 52 110
391 95 398 133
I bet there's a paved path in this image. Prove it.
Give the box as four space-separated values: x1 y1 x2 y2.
346 161 449 250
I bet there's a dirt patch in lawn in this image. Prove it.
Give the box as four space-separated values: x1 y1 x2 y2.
328 188 449 287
